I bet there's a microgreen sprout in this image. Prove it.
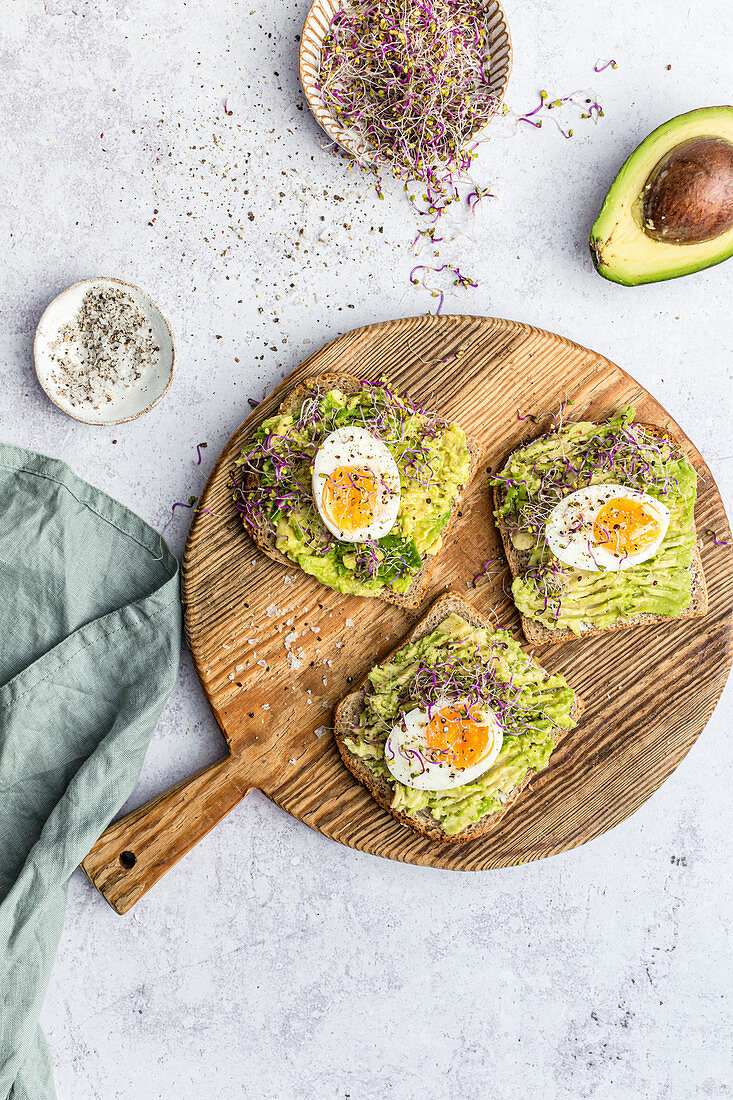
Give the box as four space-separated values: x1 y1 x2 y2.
518 90 548 129
466 186 494 212
593 59 618 73
154 494 212 558
409 263 478 314
412 226 444 249
517 88 604 139
172 496 199 512
472 558 497 586
551 398 574 430
170 496 211 518
316 0 501 219
317 6 605 314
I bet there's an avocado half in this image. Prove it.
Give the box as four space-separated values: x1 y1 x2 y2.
590 106 733 286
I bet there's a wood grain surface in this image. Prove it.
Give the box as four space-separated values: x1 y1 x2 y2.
81 314 733 913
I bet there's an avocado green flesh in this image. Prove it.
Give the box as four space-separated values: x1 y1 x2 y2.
494 408 697 635
590 106 733 285
244 387 471 598
345 613 578 836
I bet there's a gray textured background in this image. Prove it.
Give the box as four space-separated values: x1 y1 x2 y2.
1 0 731 1097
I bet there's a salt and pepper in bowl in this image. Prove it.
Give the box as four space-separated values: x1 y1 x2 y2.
34 277 175 426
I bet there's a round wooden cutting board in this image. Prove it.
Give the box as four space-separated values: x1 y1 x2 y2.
81 315 733 913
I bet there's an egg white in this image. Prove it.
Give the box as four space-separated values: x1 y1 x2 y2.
384 697 504 791
312 426 401 543
545 484 671 572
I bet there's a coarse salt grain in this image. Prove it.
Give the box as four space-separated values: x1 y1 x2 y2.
48 287 160 410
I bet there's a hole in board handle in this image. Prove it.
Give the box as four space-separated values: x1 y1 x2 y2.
120 851 137 869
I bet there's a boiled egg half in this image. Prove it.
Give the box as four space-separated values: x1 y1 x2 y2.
384 697 504 791
312 426 401 543
545 484 670 572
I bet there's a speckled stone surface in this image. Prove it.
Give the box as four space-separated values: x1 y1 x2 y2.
2 1 732 1097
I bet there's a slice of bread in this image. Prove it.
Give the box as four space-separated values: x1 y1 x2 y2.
240 372 484 609
494 422 709 647
334 591 584 843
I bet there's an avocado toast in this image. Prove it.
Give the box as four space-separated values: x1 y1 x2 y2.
335 593 583 842
234 372 483 609
492 406 708 645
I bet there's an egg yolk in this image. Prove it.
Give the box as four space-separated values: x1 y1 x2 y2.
425 705 493 768
593 497 662 557
321 465 378 534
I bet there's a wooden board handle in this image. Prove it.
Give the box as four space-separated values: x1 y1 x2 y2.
80 756 249 914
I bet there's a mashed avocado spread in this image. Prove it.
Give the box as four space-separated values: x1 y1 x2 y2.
236 382 471 597
492 406 697 634
345 613 578 835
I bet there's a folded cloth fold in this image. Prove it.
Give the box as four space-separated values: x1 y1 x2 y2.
0 444 182 1100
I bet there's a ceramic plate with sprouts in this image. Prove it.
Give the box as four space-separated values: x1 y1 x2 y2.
300 0 512 167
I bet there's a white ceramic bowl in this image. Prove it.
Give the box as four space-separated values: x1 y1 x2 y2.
34 277 176 426
299 0 513 162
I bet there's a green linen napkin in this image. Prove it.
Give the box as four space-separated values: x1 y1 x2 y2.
0 443 182 1100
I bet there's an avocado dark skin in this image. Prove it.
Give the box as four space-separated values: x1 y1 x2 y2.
589 106 733 285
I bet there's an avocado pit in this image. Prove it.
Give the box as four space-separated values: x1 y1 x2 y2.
642 137 733 244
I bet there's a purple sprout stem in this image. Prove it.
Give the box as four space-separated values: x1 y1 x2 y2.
473 558 496 585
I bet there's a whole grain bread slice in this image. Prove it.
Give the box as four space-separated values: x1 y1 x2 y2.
493 422 709 647
333 591 584 843
241 372 484 610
